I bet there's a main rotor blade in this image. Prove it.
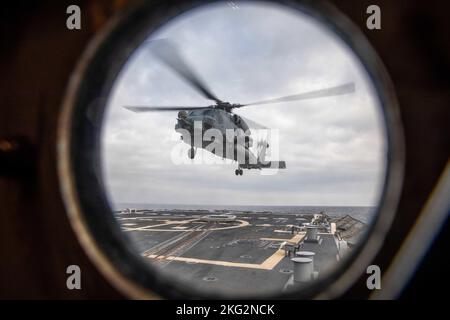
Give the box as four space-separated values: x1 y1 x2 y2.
150 39 222 103
239 82 355 107
124 106 209 112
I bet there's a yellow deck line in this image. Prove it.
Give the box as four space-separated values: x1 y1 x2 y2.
147 233 305 270
152 255 269 269
260 233 304 269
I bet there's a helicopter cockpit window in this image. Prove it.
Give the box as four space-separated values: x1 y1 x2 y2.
60 0 403 299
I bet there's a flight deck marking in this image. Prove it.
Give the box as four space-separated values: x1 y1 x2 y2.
147 233 305 270
123 219 249 232
122 218 199 231
260 237 293 242
274 230 291 233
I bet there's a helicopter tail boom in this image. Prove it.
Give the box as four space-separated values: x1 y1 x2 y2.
239 161 286 170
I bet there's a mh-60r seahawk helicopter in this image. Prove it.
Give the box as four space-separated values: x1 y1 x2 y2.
125 40 355 176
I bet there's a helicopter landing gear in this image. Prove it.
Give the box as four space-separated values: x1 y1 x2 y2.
188 147 196 159
235 168 243 176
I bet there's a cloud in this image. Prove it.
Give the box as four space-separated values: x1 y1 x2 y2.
101 1 387 207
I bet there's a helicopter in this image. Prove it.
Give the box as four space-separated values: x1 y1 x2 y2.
125 40 355 176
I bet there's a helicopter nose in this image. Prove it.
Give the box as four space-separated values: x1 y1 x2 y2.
175 116 192 130
178 110 188 119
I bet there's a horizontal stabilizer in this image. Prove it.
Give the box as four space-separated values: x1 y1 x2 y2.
239 161 286 170
261 161 286 169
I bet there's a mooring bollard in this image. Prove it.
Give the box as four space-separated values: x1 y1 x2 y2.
291 257 313 282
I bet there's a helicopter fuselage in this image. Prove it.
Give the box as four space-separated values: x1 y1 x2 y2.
175 108 257 164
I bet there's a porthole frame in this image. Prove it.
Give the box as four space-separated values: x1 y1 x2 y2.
58 0 404 299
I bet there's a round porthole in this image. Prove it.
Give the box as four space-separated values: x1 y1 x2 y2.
58 0 404 299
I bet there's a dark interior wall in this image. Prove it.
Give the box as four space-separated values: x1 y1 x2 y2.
329 0 450 298
0 0 126 299
0 0 448 299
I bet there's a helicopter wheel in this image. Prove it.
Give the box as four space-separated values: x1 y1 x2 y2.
239 169 243 176
188 147 196 159
235 169 239 176
235 169 243 176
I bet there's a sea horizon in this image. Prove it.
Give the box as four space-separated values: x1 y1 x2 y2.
113 202 377 224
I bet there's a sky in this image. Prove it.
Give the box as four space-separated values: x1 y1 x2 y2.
101 1 387 207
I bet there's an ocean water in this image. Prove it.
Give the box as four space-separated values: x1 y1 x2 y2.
114 203 376 224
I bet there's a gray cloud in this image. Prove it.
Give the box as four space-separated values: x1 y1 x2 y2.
101 1 387 207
